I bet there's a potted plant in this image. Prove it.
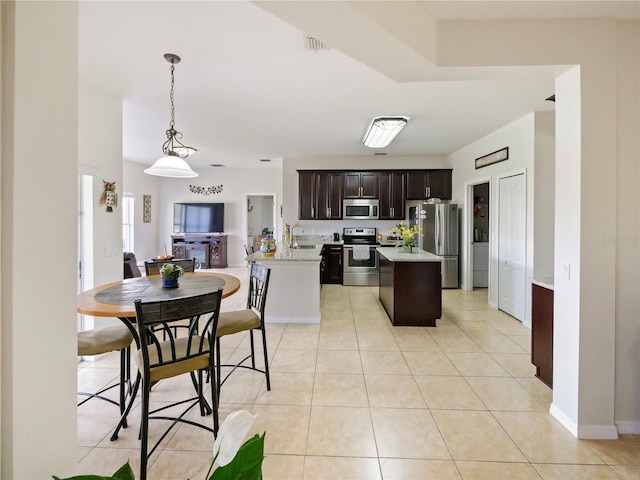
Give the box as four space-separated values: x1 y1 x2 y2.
160 263 184 288
389 223 422 252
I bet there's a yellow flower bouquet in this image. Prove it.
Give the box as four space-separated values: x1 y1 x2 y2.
390 223 422 247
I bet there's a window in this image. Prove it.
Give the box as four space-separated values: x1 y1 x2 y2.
123 194 135 252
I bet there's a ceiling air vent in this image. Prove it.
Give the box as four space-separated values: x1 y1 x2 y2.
303 33 330 52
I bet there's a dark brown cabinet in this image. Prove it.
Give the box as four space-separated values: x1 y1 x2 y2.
343 172 378 199
171 234 227 268
321 244 343 284
378 254 441 326
532 283 554 388
378 171 406 220
298 171 342 220
406 169 452 200
298 169 451 220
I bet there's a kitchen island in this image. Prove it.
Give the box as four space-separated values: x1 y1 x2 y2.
377 247 443 327
250 246 322 324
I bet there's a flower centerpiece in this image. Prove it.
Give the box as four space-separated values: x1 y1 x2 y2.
53 410 265 480
160 263 185 288
390 223 422 252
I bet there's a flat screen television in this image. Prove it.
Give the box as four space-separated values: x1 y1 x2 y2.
173 203 224 233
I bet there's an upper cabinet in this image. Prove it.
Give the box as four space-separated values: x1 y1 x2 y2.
378 171 406 220
406 169 452 200
343 172 378 199
298 171 342 220
298 169 452 220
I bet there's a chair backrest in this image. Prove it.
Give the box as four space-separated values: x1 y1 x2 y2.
134 290 222 378
124 252 142 279
144 258 196 276
247 263 271 317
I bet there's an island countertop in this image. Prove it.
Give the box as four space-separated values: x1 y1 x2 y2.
376 247 443 262
249 247 322 262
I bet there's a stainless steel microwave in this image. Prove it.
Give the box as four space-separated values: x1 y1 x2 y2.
343 199 379 220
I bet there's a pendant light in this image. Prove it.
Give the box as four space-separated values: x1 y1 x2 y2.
144 53 198 178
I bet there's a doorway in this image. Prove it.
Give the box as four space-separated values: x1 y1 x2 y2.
244 193 277 255
464 178 491 292
497 172 526 321
78 167 96 333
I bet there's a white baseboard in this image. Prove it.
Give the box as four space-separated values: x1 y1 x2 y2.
616 420 640 434
550 403 620 439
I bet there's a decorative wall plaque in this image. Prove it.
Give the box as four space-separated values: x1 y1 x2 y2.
189 184 224 196
143 194 151 223
475 147 509 169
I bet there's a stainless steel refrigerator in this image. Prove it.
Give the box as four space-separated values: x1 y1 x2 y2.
409 202 459 288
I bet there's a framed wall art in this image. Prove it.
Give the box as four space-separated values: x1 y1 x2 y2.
475 147 509 169
143 195 151 223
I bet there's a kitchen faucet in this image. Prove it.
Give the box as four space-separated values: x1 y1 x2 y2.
290 222 303 248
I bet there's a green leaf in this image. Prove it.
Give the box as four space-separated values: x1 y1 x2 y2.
53 461 134 480
208 433 265 480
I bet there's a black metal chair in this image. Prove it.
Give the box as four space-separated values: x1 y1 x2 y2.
77 324 133 428
133 290 223 480
216 263 271 393
143 257 196 276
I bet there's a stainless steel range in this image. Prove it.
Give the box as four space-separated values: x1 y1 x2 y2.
342 227 379 286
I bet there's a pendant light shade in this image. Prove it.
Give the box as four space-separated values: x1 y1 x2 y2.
145 53 198 178
144 152 199 178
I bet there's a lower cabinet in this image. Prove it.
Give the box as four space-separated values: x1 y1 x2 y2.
378 254 441 326
321 245 343 284
532 283 554 388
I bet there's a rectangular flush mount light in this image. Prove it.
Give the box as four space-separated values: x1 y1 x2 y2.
363 116 409 148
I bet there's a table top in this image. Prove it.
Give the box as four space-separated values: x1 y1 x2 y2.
77 272 241 318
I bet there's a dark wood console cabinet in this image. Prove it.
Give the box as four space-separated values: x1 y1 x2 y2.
171 234 227 269
532 283 554 387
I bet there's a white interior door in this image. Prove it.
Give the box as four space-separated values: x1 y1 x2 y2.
498 173 526 320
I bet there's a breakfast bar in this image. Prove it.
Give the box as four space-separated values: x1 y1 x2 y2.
377 247 443 327
250 247 322 324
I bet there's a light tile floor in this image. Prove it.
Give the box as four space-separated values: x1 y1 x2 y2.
77 266 640 479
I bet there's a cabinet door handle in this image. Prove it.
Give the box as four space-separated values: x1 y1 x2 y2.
427 186 431 197
312 207 315 217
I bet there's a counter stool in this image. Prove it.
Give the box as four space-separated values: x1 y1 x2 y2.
77 324 134 427
216 263 271 394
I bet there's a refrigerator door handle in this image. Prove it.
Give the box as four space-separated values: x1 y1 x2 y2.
435 206 441 253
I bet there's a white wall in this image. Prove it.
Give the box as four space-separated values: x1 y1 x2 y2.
79 81 123 288
1 2 78 477
123 160 161 261
448 113 538 324
125 162 282 267
439 17 635 437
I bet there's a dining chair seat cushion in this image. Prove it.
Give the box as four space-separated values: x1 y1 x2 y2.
136 336 211 383
78 324 133 356
216 309 261 337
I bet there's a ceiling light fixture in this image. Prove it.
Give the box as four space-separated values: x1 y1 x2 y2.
363 116 409 148
144 53 198 178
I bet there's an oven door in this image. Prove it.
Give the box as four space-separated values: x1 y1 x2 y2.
343 246 379 286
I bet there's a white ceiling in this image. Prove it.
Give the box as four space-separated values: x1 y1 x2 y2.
78 1 639 172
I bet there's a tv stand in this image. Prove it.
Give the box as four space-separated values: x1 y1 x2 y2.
171 234 227 268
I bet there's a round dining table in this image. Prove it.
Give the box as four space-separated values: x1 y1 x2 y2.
77 271 240 318
76 271 240 441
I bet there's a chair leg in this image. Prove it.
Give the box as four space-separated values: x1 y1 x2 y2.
209 361 219 436
118 347 128 429
260 325 271 391
215 338 222 401
139 379 151 480
249 330 256 369
111 371 141 441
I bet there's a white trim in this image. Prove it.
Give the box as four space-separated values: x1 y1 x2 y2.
616 421 640 435
550 402 578 437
